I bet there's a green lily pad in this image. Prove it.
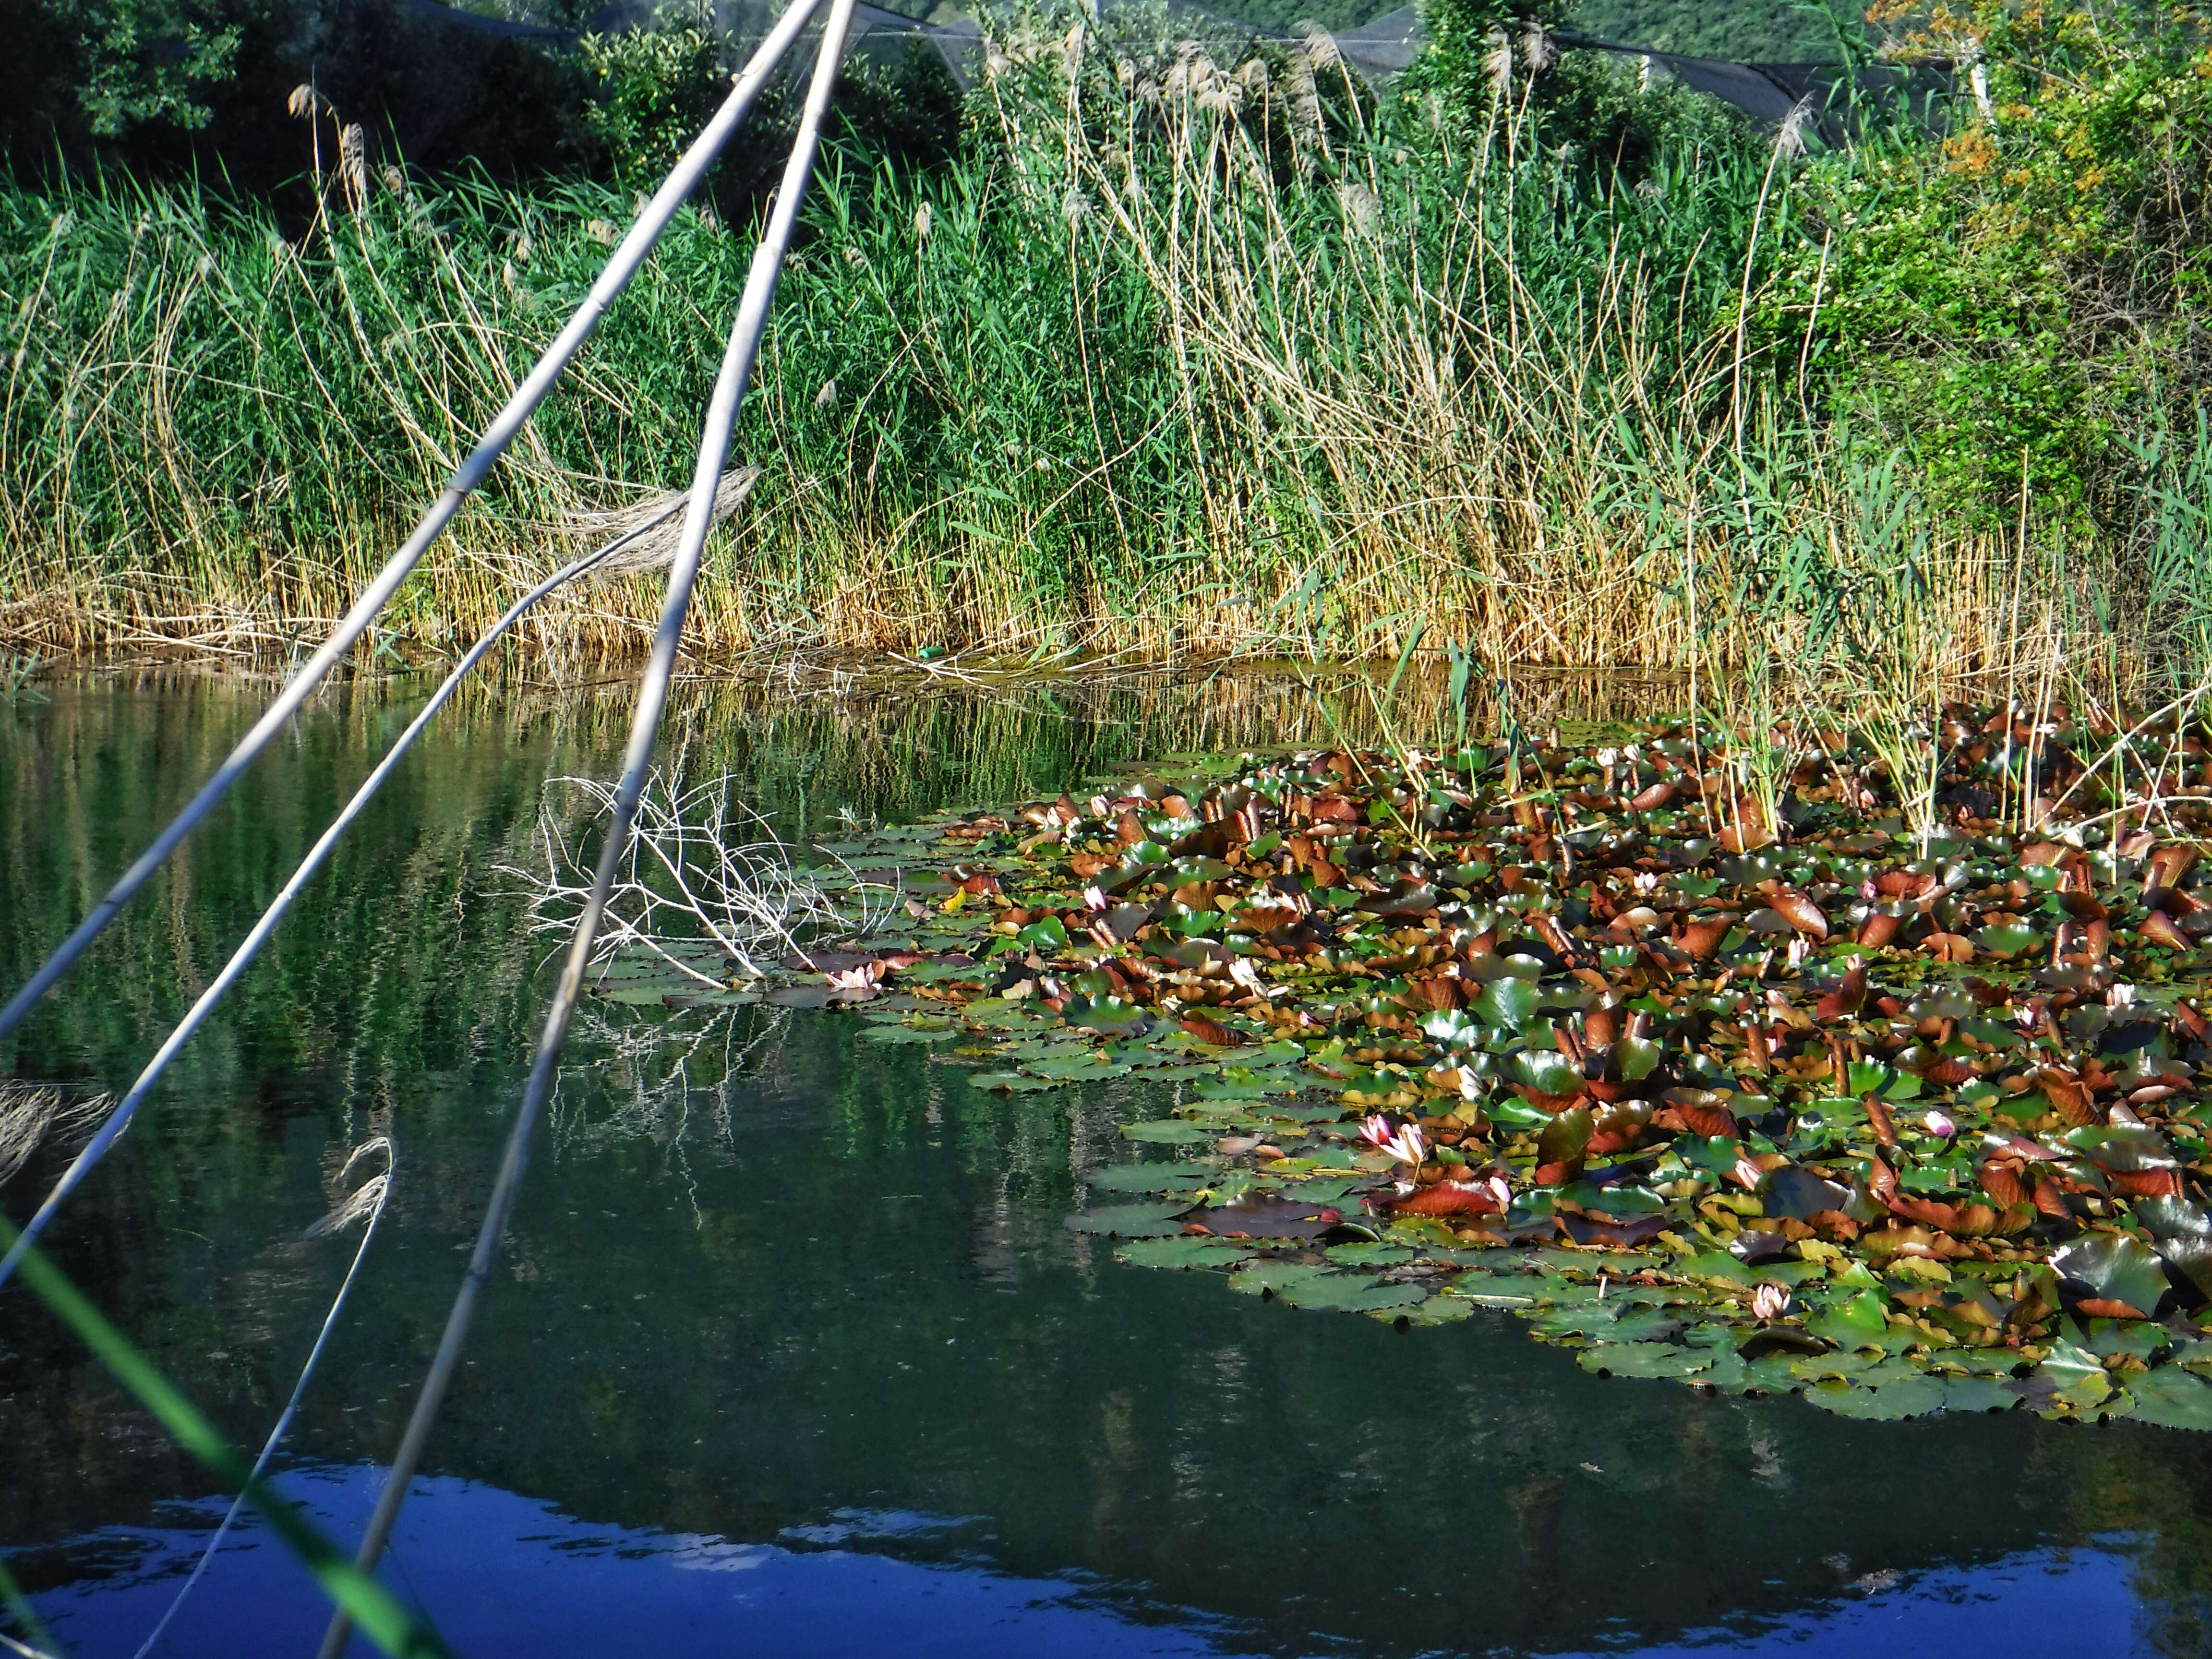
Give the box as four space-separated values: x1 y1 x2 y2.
1226 1261 1335 1298
1023 1051 1126 1079
1086 1161 1221 1192
1804 1289 1915 1353
967 1070 1070 1093
1063 994 1150 1033
1937 1374 2022 1415
2051 1234 2168 1318
1805 1374 1948 1419
1194 1069 1303 1100
2027 1341 2117 1414
1066 1202 1190 1237
1472 976 1543 1032
1578 1342 1715 1379
2116 1365 2212 1431
1324 1241 1415 1268
1399 1293 1477 1324
1974 923 2043 959
1278 1276 1430 1313
1115 1236 1254 1270
1121 1119 1215 1143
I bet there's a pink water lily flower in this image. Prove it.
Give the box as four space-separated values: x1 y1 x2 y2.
1358 1115 1428 1166
1923 1109 1958 1139
1382 1122 1429 1166
1753 1283 1791 1322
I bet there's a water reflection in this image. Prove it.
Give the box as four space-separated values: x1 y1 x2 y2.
12 1472 2178 1659
22 1472 1247 1658
4 671 2212 1658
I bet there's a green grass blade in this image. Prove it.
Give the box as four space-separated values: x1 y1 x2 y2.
1383 617 1426 706
0 1218 453 1659
0 1551 65 1659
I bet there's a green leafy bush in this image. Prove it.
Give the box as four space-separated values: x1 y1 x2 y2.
1764 0 2212 521
580 11 729 189
39 0 264 135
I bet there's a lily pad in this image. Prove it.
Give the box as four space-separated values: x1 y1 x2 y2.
726 709 2212 1431
1276 1276 1429 1313
1115 1236 1255 1270
2052 1234 2168 1319
1120 1119 1215 1143
2118 1365 2212 1431
1086 1161 1221 1192
1936 1374 2022 1415
1578 1343 1715 1379
1805 1374 1948 1420
1066 1203 1190 1237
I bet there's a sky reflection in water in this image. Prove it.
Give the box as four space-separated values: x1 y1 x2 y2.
26 1469 2152 1659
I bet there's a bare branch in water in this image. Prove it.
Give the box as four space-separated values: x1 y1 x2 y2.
499 769 901 981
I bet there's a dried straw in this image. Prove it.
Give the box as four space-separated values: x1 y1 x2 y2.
0 1082 111 1189
570 467 762 585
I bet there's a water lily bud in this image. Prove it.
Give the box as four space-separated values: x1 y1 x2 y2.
1924 1109 1958 1139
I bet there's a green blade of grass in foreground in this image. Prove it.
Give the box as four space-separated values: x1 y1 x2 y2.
0 1549 65 1658
0 1218 452 1659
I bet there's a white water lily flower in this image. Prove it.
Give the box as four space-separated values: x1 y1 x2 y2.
1390 1123 1429 1164
1358 1116 1428 1166
1753 1283 1791 1322
1358 1115 1428 1166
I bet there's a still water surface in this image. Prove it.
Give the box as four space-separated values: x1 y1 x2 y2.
4 671 2212 1657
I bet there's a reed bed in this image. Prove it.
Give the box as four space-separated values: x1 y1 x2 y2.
0 22 2201 701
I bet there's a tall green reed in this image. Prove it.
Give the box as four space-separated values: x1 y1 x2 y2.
0 16 2191 703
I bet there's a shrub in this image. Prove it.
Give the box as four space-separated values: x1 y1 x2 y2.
1764 0 2212 521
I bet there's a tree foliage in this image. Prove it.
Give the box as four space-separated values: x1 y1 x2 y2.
1765 1 2212 517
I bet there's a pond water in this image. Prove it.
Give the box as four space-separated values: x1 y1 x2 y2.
4 669 2212 1659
